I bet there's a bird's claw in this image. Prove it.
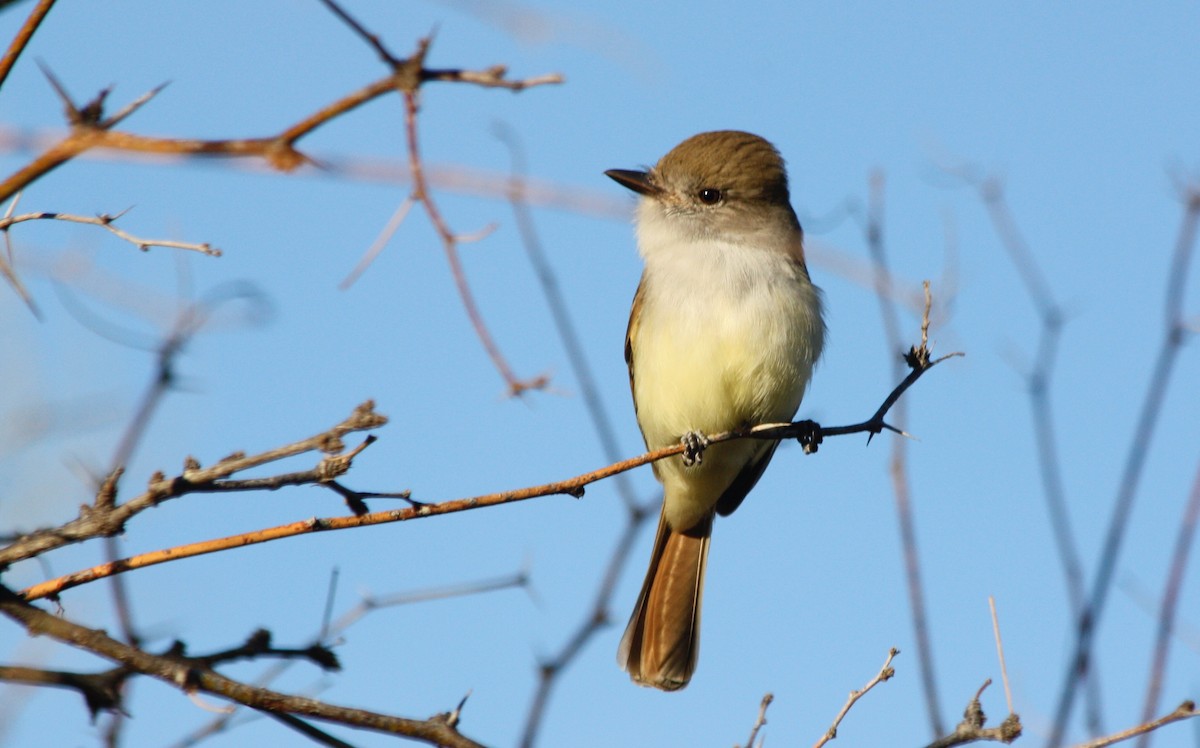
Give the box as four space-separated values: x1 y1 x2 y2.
681 431 709 467
796 419 822 455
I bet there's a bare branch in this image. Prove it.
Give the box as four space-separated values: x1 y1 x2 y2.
0 38 560 204
1072 701 1198 748
923 681 1022 748
865 173 944 735
738 693 774 748
814 648 899 748
0 587 488 748
399 88 548 396
988 597 1014 715
0 401 387 570
1049 184 1200 746
18 320 956 601
0 208 220 256
1133 459 1200 745
170 570 528 747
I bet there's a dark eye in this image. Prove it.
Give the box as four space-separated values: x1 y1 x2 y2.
698 188 722 205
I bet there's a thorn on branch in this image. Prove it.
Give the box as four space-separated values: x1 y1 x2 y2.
94 467 124 510
432 689 472 730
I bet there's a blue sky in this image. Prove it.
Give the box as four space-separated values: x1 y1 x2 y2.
1 1 1198 746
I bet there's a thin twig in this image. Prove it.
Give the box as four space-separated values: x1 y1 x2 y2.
739 693 774 748
0 195 39 315
988 596 1014 716
401 87 547 396
338 195 414 289
865 170 944 736
814 648 899 748
0 208 220 255
1133 459 1200 746
1074 702 1198 748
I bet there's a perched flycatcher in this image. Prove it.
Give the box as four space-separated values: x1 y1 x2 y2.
606 131 825 691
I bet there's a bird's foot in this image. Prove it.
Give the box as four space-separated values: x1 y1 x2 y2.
795 419 822 454
681 431 709 467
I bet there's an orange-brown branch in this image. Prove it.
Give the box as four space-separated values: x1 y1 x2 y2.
20 339 957 602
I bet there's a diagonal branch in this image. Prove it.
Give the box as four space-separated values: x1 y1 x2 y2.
19 321 959 601
1047 186 1200 746
0 0 57 91
814 647 899 748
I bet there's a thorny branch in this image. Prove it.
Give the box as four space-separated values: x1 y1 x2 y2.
15 299 958 601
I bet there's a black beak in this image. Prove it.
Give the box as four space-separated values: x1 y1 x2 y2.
605 169 661 197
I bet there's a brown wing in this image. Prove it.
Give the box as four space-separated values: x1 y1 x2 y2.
625 274 647 441
715 442 779 516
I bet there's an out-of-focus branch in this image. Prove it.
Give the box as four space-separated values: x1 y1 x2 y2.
1133 459 1200 746
0 587 486 748
865 171 944 736
814 647 899 748
316 1 555 395
1048 186 1200 746
1074 702 1199 748
400 85 546 396
172 570 529 748
518 500 650 748
495 123 638 504
0 663 128 719
0 0 56 90
494 123 655 747
0 33 560 205
944 159 1103 733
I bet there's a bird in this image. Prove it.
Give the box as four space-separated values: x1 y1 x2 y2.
606 130 825 690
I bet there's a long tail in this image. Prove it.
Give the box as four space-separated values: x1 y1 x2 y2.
617 509 713 691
